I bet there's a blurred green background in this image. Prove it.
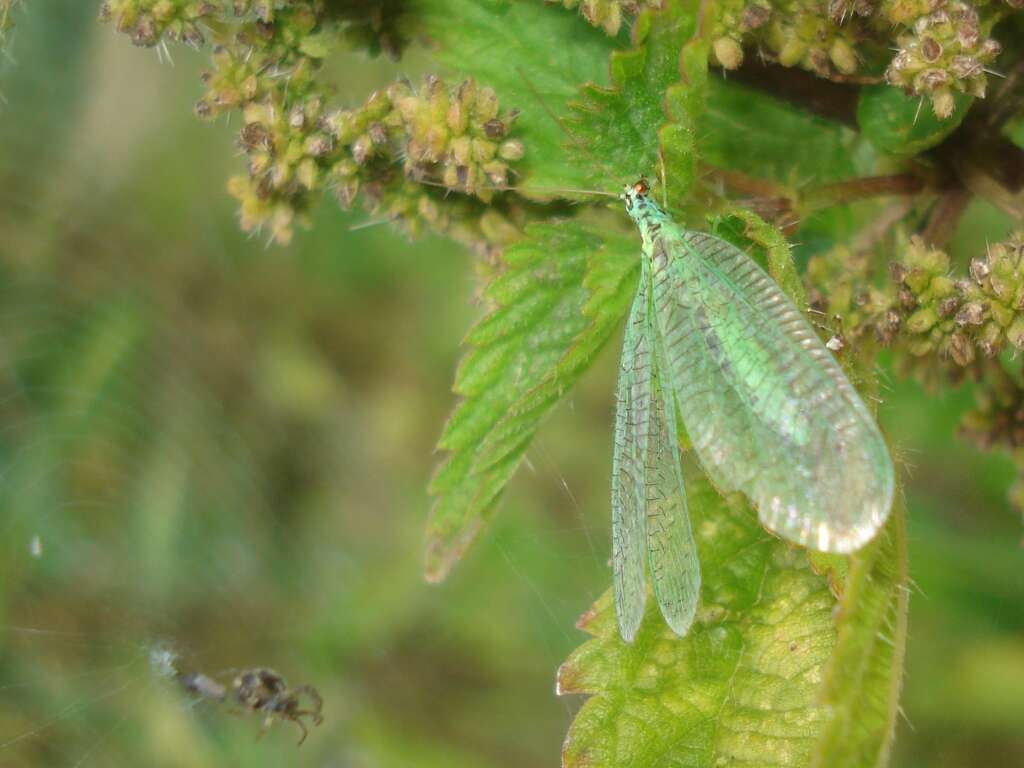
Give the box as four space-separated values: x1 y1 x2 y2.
0 7 1021 768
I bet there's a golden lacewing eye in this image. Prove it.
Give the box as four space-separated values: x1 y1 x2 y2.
633 179 649 196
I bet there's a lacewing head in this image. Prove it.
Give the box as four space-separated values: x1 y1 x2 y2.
620 178 649 208
621 178 661 223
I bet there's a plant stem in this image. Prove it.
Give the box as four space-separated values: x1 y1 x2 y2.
805 175 927 211
920 188 971 248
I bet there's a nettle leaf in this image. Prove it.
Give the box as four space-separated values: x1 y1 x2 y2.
559 465 838 768
857 84 971 157
416 3 909 763
704 80 862 184
659 11 710 207
557 210 907 766
478 221 638 473
414 0 615 194
566 0 700 188
424 219 637 582
560 466 910 768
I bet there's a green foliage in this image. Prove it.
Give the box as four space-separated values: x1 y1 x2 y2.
711 0 1007 119
476 224 638 470
559 467 839 767
703 80 862 184
858 84 972 156
425 220 637 581
559 474 909 768
660 20 710 205
415 0 615 193
68 0 1024 765
566 0 700 188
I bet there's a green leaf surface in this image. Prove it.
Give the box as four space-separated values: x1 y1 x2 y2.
424 218 637 582
559 464 838 768
566 0 698 189
658 1 710 207
857 84 971 157
559 380 906 768
478 218 638 473
704 80 862 184
414 0 615 194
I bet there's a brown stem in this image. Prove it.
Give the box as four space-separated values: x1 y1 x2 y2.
804 174 927 211
700 164 789 200
920 188 971 248
702 165 936 232
699 165 800 231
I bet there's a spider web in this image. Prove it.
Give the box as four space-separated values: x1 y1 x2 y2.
0 7 610 767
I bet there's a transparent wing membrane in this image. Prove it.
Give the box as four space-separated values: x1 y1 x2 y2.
611 279 652 643
651 231 894 554
614 184 893 641
612 270 701 643
645 326 700 636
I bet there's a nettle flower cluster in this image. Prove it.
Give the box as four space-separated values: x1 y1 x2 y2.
571 0 1012 119
717 0 1008 117
552 0 665 35
101 0 525 249
327 77 524 207
808 232 1024 376
959 361 1024 515
808 232 1024 513
885 0 1004 118
226 73 525 246
322 77 525 247
99 0 218 48
896 234 1024 368
713 0 860 76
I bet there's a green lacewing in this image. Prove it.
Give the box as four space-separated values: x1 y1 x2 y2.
613 180 894 643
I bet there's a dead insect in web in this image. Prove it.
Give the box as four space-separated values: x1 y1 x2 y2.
231 667 324 746
178 672 227 703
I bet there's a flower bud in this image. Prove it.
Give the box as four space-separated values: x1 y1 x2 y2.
969 257 990 283
498 140 524 161
830 39 858 75
483 119 505 139
949 331 975 366
955 302 986 326
741 5 770 30
1007 317 1024 350
482 160 508 188
472 138 496 163
474 87 499 122
907 306 939 333
352 134 374 165
297 158 317 190
240 122 272 150
937 296 960 317
713 37 744 70
304 134 334 157
447 101 467 133
920 36 942 63
450 136 473 166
